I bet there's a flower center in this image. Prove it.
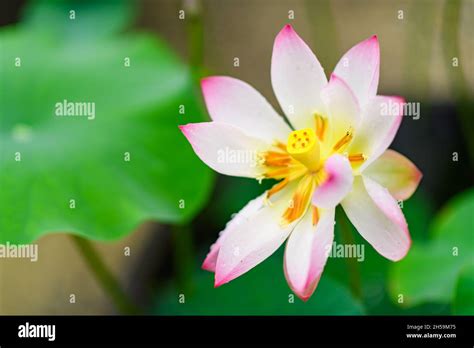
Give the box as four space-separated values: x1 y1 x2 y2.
286 128 320 172
259 117 369 226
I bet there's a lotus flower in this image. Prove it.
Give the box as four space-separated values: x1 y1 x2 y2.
179 25 422 301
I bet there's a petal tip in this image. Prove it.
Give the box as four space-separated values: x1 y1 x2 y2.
290 282 318 302
364 34 379 50
201 75 220 88
393 95 406 104
214 277 227 288
412 164 423 189
389 242 411 262
201 260 214 272
275 24 298 46
200 76 211 89
415 168 423 182
386 229 412 262
404 159 423 200
178 124 191 136
297 293 311 302
214 268 232 287
200 76 219 98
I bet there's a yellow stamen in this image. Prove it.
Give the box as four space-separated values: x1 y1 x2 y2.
263 151 292 167
286 128 320 171
314 114 327 141
266 178 289 199
314 168 328 185
348 153 365 163
264 167 290 180
333 129 353 152
282 174 314 225
312 206 319 226
275 141 287 152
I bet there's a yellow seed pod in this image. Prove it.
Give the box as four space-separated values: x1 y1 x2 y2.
286 128 320 171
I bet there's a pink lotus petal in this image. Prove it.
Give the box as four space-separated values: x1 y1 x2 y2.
333 35 380 106
320 74 360 145
202 193 266 272
348 96 404 171
341 176 411 261
284 208 335 301
364 149 423 201
271 24 327 130
312 154 354 208
214 185 297 286
179 122 269 178
201 76 291 143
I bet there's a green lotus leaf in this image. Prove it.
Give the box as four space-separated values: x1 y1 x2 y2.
0 8 213 243
389 188 474 307
453 263 474 315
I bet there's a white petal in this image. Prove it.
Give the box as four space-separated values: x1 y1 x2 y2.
284 208 335 301
320 74 360 146
202 193 266 272
215 185 297 286
201 76 291 142
364 150 422 201
341 176 411 261
312 154 354 208
271 25 327 130
333 35 380 106
348 96 404 171
180 122 268 178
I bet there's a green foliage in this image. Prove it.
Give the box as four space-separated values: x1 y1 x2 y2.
22 0 136 39
453 264 474 315
389 188 474 309
153 250 364 315
0 1 213 243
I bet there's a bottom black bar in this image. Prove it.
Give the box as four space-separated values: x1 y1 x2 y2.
0 315 472 346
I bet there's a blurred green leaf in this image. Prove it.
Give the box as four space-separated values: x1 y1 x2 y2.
22 0 135 40
431 188 474 246
389 188 474 307
0 10 213 243
453 264 474 315
401 190 435 242
389 244 466 305
153 250 365 315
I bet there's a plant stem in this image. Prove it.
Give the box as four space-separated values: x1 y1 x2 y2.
184 0 204 79
337 208 362 299
70 235 140 315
